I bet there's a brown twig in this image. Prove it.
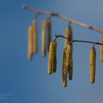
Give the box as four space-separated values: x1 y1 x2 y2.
22 5 103 34
55 35 103 45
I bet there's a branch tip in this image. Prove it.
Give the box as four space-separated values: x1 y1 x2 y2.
22 5 27 9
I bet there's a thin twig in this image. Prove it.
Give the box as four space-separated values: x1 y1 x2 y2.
55 35 103 45
22 5 103 34
34 12 39 20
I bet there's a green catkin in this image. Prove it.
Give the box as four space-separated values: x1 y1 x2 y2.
47 19 51 51
52 41 57 73
48 42 54 74
42 20 47 57
64 26 72 49
90 47 96 83
100 37 103 62
28 26 33 60
32 20 37 54
62 49 67 87
66 44 72 66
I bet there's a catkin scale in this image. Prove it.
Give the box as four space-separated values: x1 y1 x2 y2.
28 26 33 60
100 37 103 62
89 47 96 83
32 20 37 54
47 19 51 51
42 20 47 57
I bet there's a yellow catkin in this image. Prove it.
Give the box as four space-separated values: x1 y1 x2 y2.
66 44 71 66
48 42 54 74
42 20 47 57
62 49 67 87
47 19 51 51
64 26 72 49
28 26 33 60
68 51 73 80
90 47 96 83
32 20 37 54
52 41 57 73
100 37 103 62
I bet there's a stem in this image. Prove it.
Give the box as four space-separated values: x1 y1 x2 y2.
22 5 103 34
55 35 103 45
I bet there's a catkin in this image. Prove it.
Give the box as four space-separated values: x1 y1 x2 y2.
52 41 57 73
47 19 51 51
32 20 37 54
100 37 103 62
66 44 72 66
42 20 47 57
62 49 67 87
89 47 96 83
48 42 54 74
28 26 33 60
68 51 73 80
64 26 72 49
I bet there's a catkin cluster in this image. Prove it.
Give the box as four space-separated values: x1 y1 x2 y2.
28 20 37 60
62 44 73 87
48 41 57 74
100 37 103 62
89 47 96 83
28 18 52 60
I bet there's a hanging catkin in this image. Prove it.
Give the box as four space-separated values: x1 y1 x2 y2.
47 19 51 51
66 44 72 66
89 47 96 83
68 51 73 80
62 49 67 87
64 26 72 49
28 26 33 60
48 42 54 74
32 20 37 54
52 41 57 73
100 37 103 62
42 20 47 57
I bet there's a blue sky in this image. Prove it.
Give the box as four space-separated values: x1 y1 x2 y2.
0 0 103 103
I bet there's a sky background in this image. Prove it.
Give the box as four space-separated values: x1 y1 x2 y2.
0 0 103 103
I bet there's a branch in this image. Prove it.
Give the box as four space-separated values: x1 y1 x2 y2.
22 5 103 34
55 35 103 45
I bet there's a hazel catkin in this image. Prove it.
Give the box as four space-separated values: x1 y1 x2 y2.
66 44 72 67
47 19 51 51
62 49 67 87
42 20 47 57
48 42 54 74
100 37 103 62
68 52 73 80
52 41 57 73
32 20 37 54
89 47 96 83
28 26 33 60
64 26 72 49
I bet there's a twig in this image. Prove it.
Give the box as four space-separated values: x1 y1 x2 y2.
55 35 103 45
22 5 103 34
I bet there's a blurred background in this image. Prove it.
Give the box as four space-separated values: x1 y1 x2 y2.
0 0 103 103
